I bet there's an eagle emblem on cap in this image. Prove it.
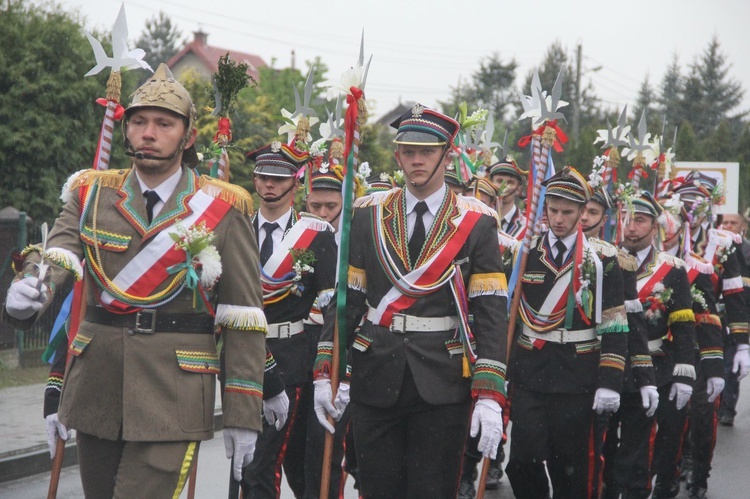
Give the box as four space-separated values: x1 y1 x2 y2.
271 141 282 152
411 103 424 118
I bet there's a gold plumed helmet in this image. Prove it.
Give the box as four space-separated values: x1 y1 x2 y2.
124 63 199 167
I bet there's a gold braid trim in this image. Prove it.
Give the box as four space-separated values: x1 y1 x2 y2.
106 71 122 102
69 168 129 191
347 265 367 292
617 249 638 272
467 272 508 297
456 195 501 224
668 309 695 325
199 175 254 215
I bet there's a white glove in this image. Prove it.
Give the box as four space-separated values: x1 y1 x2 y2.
5 276 48 320
639 385 659 417
313 379 339 434
706 377 726 403
592 387 621 414
469 399 503 459
263 391 290 430
733 344 750 381
333 382 350 416
223 427 258 482
669 382 693 410
45 413 69 459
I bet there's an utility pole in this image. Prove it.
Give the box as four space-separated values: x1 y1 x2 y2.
291 49 296 70
572 42 582 142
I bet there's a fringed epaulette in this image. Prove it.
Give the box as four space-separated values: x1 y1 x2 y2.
199 175 254 215
60 169 89 203
62 168 129 203
588 238 618 258
353 188 400 208
455 195 501 224
708 228 734 249
616 249 639 272
684 252 715 275
657 252 685 269
296 212 334 232
497 231 520 252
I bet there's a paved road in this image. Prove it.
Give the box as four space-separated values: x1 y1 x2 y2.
2 389 748 497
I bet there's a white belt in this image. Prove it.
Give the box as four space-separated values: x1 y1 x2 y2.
648 338 664 352
266 320 305 339
522 325 597 344
367 308 457 334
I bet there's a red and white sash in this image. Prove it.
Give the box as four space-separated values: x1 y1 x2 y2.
369 208 481 326
101 190 230 309
636 258 674 299
261 216 327 279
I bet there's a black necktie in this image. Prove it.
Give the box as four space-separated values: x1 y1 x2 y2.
409 201 429 267
553 240 567 268
143 190 160 224
260 222 279 266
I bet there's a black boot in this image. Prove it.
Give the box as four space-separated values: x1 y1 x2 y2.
652 476 680 499
458 461 478 499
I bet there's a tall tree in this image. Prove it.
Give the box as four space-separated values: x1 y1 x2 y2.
734 124 750 212
135 12 183 71
441 53 518 125
0 1 121 222
697 36 746 133
658 54 684 128
469 53 518 121
634 74 659 131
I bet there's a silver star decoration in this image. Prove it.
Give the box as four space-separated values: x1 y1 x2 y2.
537 70 567 125
358 30 373 92
291 66 317 119
480 112 501 151
84 4 152 77
517 70 543 123
623 110 657 163
594 105 630 149
319 96 344 141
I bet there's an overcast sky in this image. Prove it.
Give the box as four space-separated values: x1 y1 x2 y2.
61 0 750 122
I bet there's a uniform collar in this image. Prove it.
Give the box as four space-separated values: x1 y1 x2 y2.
404 184 446 216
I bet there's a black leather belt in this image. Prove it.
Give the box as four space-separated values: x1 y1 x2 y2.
85 307 214 334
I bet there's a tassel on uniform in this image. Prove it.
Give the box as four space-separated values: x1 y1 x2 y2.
463 355 471 378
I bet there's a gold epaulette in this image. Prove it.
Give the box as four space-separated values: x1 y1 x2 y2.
616 248 639 272
66 168 129 191
455 194 501 224
657 251 686 269
588 237 618 258
61 168 129 203
296 212 335 232
199 175 254 215
353 188 400 208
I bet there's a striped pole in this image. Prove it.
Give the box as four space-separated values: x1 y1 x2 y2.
93 71 122 170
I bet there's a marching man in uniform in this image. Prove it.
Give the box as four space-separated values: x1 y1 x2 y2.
488 155 527 238
609 191 697 499
241 143 338 498
313 104 509 497
506 166 629 499
4 64 267 497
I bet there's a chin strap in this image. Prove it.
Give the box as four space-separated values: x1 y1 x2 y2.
405 145 451 189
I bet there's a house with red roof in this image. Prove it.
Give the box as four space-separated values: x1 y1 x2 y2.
167 30 266 81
